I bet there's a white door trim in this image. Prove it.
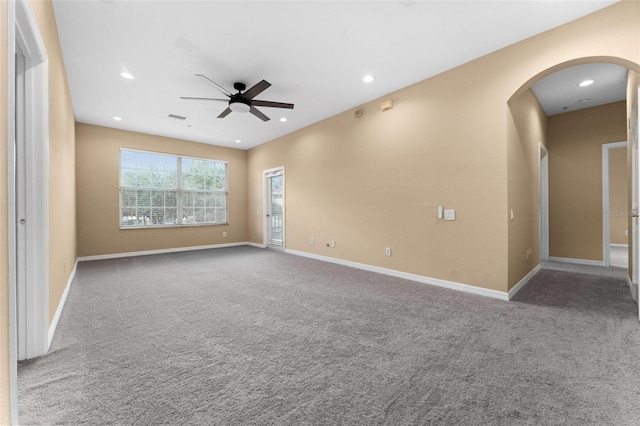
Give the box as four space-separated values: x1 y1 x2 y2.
632 85 640 306
602 141 627 268
539 143 549 261
7 0 49 422
263 166 285 249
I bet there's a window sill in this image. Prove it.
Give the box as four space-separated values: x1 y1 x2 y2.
120 222 229 230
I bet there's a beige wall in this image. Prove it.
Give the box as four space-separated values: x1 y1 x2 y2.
0 0 10 422
76 124 247 256
548 101 627 261
248 2 640 292
248 72 511 292
609 147 627 245
29 0 78 324
507 89 547 289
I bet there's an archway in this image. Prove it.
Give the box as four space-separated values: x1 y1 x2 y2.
507 56 640 305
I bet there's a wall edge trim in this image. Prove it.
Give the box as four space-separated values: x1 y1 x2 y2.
548 256 605 266
508 264 541 300
48 259 78 348
77 242 248 262
246 242 267 249
285 249 509 301
611 243 629 248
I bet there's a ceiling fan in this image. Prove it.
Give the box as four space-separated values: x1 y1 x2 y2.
180 74 294 122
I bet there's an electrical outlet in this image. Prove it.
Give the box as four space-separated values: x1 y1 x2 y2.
625 230 629 236
310 237 314 245
385 247 392 256
331 240 336 248
223 231 227 237
526 248 532 260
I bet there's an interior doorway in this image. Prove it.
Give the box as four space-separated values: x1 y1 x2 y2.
263 167 285 250
602 141 628 268
539 144 549 261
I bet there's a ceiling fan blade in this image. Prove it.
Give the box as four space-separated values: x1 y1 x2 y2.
250 106 270 122
252 100 294 109
217 107 232 119
180 96 228 102
243 80 271 100
195 74 232 96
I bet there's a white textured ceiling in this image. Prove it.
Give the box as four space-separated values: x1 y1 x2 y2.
532 63 628 116
52 0 617 150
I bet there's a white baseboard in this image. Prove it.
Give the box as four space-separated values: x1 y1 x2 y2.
246 242 267 249
548 256 605 267
285 249 509 301
508 264 540 300
77 242 249 262
48 259 78 348
610 243 629 248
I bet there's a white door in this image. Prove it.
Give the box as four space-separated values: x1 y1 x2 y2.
15 49 28 359
264 168 285 249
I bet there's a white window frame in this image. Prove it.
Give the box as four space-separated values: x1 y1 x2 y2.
119 148 228 229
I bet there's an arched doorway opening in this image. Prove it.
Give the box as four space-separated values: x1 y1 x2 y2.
507 57 640 310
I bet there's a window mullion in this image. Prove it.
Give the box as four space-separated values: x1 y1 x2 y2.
177 157 183 225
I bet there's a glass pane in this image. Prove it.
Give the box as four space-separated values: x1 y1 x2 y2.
121 169 137 187
183 192 194 208
121 189 137 207
151 209 165 225
137 190 151 208
165 208 177 225
194 192 205 207
182 207 194 224
151 191 165 207
216 209 226 223
194 208 205 223
165 192 177 207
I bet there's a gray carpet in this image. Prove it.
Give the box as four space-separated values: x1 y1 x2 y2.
18 246 640 425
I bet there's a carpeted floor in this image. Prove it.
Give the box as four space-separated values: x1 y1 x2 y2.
18 246 640 425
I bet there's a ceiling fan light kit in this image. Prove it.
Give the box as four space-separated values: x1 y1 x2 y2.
181 75 294 122
229 99 251 113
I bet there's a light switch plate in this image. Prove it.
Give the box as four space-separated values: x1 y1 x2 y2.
444 209 455 221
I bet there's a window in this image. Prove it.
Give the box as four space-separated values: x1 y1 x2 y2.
120 149 228 228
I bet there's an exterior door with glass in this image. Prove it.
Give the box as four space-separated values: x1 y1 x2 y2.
265 168 284 249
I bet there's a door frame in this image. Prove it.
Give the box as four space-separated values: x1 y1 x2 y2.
632 86 640 305
539 143 549 261
7 0 50 422
262 166 285 249
602 141 628 267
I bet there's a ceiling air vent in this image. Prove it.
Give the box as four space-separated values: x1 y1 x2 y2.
167 114 187 121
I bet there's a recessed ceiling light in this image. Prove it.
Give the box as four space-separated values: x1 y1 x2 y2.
578 98 591 104
120 72 134 80
363 74 374 83
235 140 241 144
280 117 287 122
578 79 594 87
112 116 122 121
